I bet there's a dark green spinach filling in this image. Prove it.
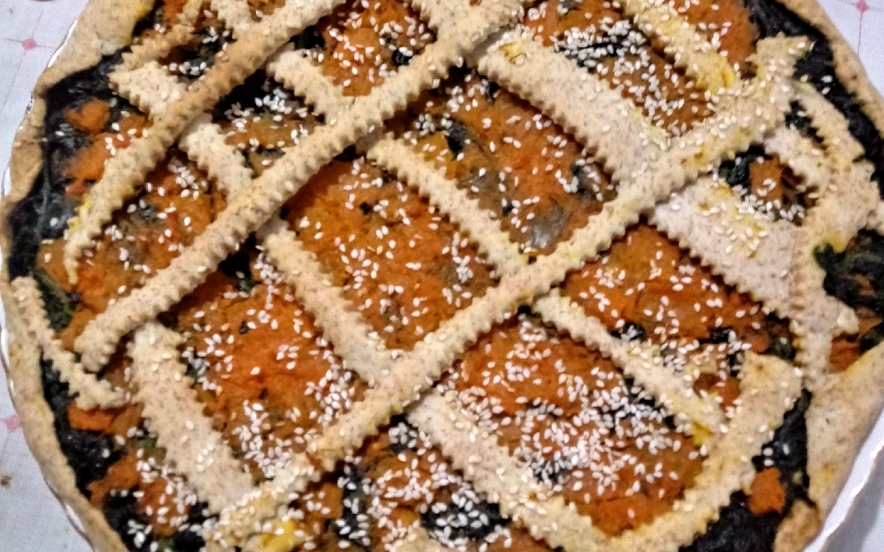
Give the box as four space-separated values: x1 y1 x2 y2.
683 392 811 552
41 359 121 492
815 231 884 353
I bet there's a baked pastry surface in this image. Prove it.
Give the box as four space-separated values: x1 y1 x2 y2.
3 0 884 551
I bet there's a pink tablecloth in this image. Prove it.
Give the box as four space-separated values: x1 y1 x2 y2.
1 0 883 550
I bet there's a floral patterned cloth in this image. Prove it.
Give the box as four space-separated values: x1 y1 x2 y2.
0 0 882 550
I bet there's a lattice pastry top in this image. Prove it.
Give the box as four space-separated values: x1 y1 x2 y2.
3 0 884 551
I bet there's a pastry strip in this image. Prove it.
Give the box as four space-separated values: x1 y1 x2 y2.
208 0 253 38
534 292 726 434
111 60 185 115
10 277 125 409
266 47 352 118
617 0 737 93
259 221 393 379
650 177 797 316
788 82 879 387
795 82 867 163
129 322 256 512
177 114 256 192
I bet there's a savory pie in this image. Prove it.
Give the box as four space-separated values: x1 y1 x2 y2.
2 0 884 550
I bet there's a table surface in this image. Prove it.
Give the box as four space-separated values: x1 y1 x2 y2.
1 0 884 550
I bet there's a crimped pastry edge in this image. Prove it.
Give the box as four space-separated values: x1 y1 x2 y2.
767 0 884 551
0 1 153 550
1 0 884 551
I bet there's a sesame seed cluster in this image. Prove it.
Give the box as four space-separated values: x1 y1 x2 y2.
7 0 883 551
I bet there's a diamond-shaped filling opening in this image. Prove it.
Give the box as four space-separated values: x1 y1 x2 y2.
441 313 704 535
167 240 367 481
390 68 618 256
520 0 738 135
815 230 884 372
212 71 323 176
57 98 149 199
269 419 552 551
61 360 207 546
717 145 817 224
282 156 497 352
159 7 234 82
36 149 225 352
561 223 794 411
289 0 436 96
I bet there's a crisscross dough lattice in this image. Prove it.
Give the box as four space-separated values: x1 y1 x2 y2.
10 0 884 551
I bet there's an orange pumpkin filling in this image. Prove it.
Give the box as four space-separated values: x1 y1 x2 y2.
443 315 704 535
173 251 367 479
213 73 323 176
747 467 787 515
563 224 792 410
38 151 224 350
668 0 757 71
303 0 435 96
63 101 147 198
392 69 618 255
717 149 815 223
283 158 495 351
